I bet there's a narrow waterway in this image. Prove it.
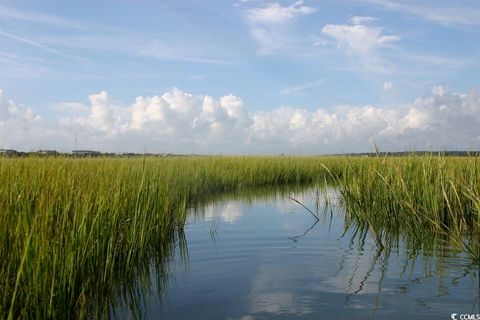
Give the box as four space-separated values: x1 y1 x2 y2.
115 187 480 319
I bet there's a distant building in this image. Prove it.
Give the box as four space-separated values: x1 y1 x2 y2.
72 150 102 156
35 150 58 156
120 152 137 157
0 149 19 156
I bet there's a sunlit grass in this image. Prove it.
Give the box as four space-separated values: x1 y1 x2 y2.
335 155 480 261
1 154 479 318
0 156 336 318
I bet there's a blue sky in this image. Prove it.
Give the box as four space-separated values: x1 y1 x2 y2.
0 0 479 153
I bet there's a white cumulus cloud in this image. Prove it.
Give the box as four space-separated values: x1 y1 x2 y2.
322 18 399 73
246 0 316 24
1 87 480 154
0 89 59 151
0 89 39 123
244 1 316 55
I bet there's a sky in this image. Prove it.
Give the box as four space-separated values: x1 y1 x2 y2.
0 0 479 154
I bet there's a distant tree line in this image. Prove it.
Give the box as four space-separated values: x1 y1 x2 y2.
1 149 479 158
0 149 185 158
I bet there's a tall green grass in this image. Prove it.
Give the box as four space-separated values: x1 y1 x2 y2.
0 156 338 318
335 155 480 261
1 155 479 318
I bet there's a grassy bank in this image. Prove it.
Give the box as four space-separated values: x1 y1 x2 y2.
0 156 339 318
1 155 479 318
336 155 480 260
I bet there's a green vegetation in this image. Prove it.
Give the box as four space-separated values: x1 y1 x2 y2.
340 156 480 265
1 155 479 318
0 156 336 318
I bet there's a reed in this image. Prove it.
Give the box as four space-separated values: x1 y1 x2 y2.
0 154 479 318
0 156 336 318
336 154 480 261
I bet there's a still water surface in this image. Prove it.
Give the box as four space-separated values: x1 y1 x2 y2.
121 188 480 319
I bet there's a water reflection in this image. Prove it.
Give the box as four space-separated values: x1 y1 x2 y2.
110 227 188 319
203 202 244 223
288 219 319 242
113 185 480 319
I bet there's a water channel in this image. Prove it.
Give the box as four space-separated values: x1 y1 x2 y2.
115 187 480 319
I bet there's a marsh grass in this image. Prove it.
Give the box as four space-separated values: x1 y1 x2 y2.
1 154 479 318
0 156 335 318
335 155 480 262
